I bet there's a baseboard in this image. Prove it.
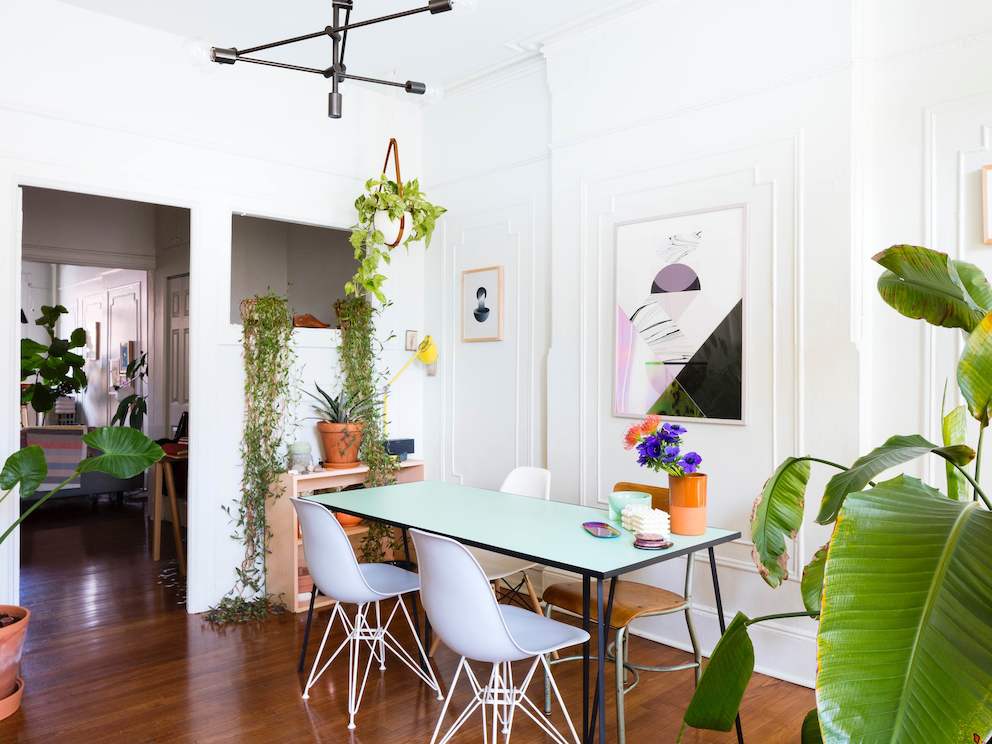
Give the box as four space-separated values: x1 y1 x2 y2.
536 567 816 689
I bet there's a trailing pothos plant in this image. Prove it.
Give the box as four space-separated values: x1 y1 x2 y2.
681 245 992 744
206 293 295 624
335 163 444 563
345 175 446 304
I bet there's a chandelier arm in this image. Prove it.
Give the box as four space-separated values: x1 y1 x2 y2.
239 29 329 56
236 56 325 75
340 6 352 69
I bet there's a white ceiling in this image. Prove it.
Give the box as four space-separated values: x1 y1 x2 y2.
61 0 642 92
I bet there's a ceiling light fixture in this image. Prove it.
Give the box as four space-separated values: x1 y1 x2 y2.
210 0 454 119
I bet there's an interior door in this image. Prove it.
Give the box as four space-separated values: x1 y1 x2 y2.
166 275 190 434
79 292 107 427
107 282 142 427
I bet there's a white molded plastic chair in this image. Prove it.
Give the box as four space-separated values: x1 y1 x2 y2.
412 528 588 744
292 498 442 730
469 467 551 605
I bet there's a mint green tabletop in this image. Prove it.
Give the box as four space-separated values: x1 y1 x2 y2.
305 480 740 578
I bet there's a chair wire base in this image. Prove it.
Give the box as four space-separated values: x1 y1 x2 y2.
431 655 580 744
302 596 442 730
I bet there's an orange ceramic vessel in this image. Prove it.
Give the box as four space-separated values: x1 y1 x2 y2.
0 605 29 721
317 422 364 469
669 473 707 536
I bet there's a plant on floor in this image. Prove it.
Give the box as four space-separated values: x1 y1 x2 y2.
206 293 295 624
20 304 87 417
335 296 400 562
111 352 149 430
679 245 992 744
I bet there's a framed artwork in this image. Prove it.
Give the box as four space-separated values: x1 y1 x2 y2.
462 266 504 342
614 205 746 423
983 165 992 245
119 340 135 370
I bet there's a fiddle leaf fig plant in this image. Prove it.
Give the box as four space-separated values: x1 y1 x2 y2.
680 245 992 744
20 304 87 415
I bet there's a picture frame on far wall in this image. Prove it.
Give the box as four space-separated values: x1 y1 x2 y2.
983 164 992 245
461 265 504 342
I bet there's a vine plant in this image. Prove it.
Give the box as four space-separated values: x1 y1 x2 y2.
206 293 295 623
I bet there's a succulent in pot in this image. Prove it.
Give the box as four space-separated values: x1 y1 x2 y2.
306 382 374 470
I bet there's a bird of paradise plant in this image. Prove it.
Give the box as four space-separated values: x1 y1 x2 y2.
679 245 992 744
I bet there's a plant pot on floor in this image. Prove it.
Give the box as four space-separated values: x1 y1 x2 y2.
317 421 364 469
0 605 29 721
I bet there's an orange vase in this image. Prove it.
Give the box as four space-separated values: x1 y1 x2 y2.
669 473 707 536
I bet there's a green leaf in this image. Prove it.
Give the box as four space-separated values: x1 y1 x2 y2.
817 475 992 743
941 404 969 500
78 427 163 478
954 259 992 310
20 338 48 357
958 310 992 426
69 327 86 348
874 245 986 331
680 612 754 737
816 434 975 524
800 544 828 614
0 446 47 500
29 384 58 414
801 709 823 744
750 457 810 587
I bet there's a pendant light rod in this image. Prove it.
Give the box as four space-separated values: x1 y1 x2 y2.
211 0 453 119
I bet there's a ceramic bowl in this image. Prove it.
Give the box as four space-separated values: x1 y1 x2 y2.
608 490 651 526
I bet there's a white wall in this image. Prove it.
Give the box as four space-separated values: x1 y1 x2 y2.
0 0 426 613
20 261 54 345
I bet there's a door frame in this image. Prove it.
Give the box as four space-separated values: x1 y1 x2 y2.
3 174 198 608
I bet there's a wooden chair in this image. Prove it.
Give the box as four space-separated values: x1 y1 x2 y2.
541 482 701 744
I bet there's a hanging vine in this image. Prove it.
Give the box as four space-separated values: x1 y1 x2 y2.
336 296 401 561
206 293 295 623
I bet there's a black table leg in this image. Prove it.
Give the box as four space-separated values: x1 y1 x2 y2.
588 579 617 739
709 547 744 744
595 579 607 744
298 587 317 672
402 527 412 563
581 575 591 744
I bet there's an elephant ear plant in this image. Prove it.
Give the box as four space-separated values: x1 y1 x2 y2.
1 427 164 545
680 245 992 744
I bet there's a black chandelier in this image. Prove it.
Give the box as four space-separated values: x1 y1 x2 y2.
211 0 454 119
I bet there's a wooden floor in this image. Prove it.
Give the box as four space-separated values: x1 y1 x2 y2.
1 499 813 743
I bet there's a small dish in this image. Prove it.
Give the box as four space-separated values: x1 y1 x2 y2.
582 521 621 538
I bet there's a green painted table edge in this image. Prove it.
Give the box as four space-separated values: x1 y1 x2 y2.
304 480 741 579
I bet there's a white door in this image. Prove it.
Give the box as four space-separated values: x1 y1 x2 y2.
80 292 107 427
166 275 190 434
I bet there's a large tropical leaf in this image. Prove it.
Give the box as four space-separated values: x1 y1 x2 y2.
750 457 810 587
801 544 828 614
802 709 824 744
77 427 163 478
816 434 974 524
958 310 992 426
0 445 47 501
817 476 992 743
874 245 987 331
679 612 754 739
941 404 969 500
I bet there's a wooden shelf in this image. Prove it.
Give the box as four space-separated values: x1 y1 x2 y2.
266 461 425 613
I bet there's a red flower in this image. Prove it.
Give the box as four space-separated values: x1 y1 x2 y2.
624 415 662 449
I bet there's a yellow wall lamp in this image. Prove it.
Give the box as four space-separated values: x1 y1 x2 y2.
383 335 438 431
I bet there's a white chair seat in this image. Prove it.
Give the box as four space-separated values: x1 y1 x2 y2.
360 562 420 598
468 547 537 581
500 605 588 656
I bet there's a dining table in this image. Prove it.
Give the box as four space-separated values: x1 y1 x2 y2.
306 479 743 744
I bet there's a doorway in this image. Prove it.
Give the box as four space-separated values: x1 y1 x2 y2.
17 186 192 611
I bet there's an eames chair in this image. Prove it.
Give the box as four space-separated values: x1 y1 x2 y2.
412 528 588 744
292 498 442 730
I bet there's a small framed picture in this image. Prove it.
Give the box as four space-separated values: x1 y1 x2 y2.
983 164 992 245
462 266 504 342
119 340 134 370
404 330 418 351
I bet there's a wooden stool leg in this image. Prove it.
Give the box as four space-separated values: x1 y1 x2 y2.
523 573 543 615
429 634 441 657
163 462 186 576
152 462 163 561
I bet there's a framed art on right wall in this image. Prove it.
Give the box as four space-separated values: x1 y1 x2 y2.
614 204 746 423
983 164 992 245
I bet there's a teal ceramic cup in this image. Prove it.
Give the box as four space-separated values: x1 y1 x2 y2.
608 490 651 525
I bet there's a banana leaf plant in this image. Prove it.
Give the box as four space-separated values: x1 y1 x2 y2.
680 246 992 744
0 427 164 545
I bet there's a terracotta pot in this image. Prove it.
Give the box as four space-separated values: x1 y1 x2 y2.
0 605 29 721
669 473 707 536
335 513 364 528
317 421 364 469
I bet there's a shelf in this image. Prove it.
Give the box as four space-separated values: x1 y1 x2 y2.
287 459 424 482
296 523 368 545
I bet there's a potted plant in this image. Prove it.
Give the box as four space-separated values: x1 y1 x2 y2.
306 383 373 470
20 305 87 423
0 427 163 719
111 351 148 429
624 418 705 534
